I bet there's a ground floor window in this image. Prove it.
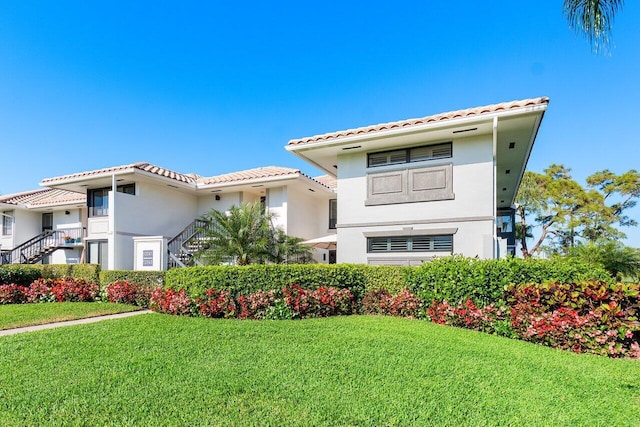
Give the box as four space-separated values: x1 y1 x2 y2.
87 240 108 270
367 235 453 253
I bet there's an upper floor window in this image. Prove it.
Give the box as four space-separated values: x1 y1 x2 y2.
329 199 337 229
367 142 452 168
88 184 135 217
367 234 453 253
2 210 13 236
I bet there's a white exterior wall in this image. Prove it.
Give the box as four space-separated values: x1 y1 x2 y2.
49 208 83 264
8 210 41 249
337 135 495 264
286 187 329 240
266 187 287 232
197 192 243 216
111 182 198 270
287 186 332 264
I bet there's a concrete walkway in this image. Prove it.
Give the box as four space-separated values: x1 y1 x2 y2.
0 309 153 337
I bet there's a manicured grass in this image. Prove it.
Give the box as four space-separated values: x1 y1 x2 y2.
0 302 141 330
0 315 639 426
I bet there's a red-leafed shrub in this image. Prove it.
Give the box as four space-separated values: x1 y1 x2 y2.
236 290 279 320
26 278 56 303
309 286 354 317
361 289 392 315
197 289 236 318
387 288 422 318
0 284 28 304
149 288 194 316
50 277 98 302
105 281 153 307
506 281 640 358
427 299 508 334
282 284 313 318
361 288 422 318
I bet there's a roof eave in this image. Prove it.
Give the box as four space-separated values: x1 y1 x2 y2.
286 103 549 152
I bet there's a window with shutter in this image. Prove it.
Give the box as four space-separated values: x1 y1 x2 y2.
367 235 453 253
368 142 452 167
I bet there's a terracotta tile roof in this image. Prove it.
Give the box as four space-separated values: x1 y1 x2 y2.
41 162 198 185
314 175 337 190
199 166 303 185
288 97 550 146
0 189 86 208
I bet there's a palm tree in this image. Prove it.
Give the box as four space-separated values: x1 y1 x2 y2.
195 202 273 265
195 202 314 265
563 0 624 54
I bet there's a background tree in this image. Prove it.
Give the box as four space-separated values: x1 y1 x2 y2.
515 164 640 257
195 202 313 265
563 0 624 54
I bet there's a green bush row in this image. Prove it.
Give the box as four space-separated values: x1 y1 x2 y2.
406 256 612 306
0 265 42 286
165 257 611 304
99 270 166 288
165 264 410 299
0 264 100 285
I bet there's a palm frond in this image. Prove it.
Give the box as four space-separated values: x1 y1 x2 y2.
563 0 624 54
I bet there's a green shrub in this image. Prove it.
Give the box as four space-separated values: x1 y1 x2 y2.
0 265 42 286
406 256 612 306
22 264 100 284
99 270 166 288
165 264 411 299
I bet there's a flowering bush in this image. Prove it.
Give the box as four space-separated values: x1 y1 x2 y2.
427 299 508 334
105 281 153 307
236 290 279 320
197 289 236 318
361 288 422 318
50 277 98 302
149 288 194 316
0 284 28 304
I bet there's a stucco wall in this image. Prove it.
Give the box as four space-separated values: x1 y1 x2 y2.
197 192 243 216
337 219 494 264
266 187 287 232
336 135 495 263
109 182 198 269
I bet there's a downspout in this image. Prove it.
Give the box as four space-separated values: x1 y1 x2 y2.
108 173 116 270
492 116 498 259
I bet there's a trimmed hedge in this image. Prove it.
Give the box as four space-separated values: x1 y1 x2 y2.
0 265 42 286
99 270 166 288
406 256 612 306
165 257 611 305
0 264 101 285
165 264 409 299
30 264 101 284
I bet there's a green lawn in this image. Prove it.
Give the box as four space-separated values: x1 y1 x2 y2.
0 302 141 330
0 314 639 426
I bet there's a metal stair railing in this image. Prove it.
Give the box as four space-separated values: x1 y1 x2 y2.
8 230 64 264
167 219 214 269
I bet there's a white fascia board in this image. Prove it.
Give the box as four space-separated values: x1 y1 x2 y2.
197 174 302 191
38 167 138 187
286 104 548 153
132 169 197 191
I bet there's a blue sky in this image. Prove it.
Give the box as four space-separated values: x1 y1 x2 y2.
2 1 639 245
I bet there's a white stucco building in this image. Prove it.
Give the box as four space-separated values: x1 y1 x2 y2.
1 97 548 269
286 97 549 265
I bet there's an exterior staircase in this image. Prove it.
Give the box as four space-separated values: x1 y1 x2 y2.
1 230 76 265
167 219 213 269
